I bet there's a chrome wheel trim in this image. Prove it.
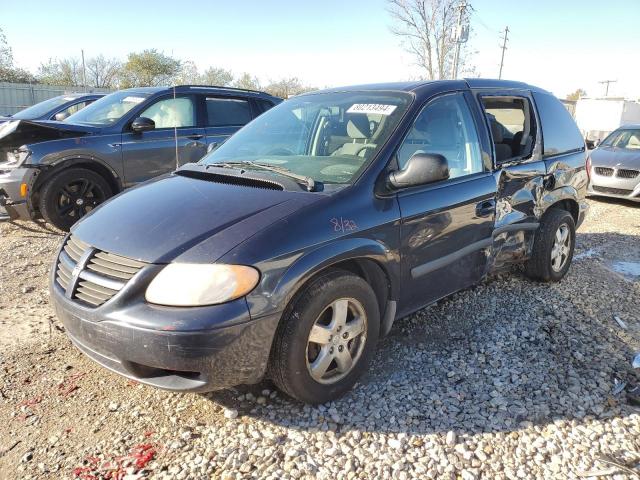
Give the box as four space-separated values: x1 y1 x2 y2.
551 223 571 272
305 298 368 385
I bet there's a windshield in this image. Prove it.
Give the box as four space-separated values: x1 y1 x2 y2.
200 91 412 185
66 91 150 126
601 129 640 149
12 96 73 119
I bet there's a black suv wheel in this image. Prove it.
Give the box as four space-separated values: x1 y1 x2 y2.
39 168 113 231
269 270 380 404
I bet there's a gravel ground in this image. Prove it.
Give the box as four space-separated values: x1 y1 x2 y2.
0 198 639 479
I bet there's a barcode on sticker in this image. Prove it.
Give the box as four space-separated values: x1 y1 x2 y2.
347 104 397 116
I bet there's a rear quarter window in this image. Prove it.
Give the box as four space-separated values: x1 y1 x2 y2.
206 97 252 127
532 92 584 157
255 99 276 114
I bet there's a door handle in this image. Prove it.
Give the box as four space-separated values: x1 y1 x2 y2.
187 134 204 140
476 199 496 218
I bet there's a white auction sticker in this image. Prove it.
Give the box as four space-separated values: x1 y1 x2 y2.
122 96 146 104
347 103 397 116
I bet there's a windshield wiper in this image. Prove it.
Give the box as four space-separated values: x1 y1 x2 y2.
207 161 316 192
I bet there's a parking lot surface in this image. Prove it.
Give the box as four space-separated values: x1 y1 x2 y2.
0 198 639 479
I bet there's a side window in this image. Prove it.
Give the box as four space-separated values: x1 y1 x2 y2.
54 100 93 119
206 97 252 127
397 93 484 180
532 91 584 157
480 96 535 163
140 97 195 129
255 99 275 114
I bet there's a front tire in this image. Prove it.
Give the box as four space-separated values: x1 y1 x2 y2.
269 270 380 404
39 168 113 231
525 209 576 282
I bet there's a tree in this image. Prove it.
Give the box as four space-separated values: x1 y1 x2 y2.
566 89 587 101
265 77 316 98
388 0 471 80
37 58 83 86
0 28 12 70
173 63 234 86
86 55 121 88
201 67 234 87
233 73 261 91
0 27 35 83
119 49 181 87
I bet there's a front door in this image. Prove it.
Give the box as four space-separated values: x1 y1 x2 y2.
121 95 206 186
396 92 497 315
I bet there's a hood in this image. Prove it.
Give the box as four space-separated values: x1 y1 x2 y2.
0 119 99 150
590 146 640 169
71 172 322 263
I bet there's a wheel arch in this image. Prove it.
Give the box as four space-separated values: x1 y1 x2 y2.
262 238 399 333
539 186 580 224
34 157 123 199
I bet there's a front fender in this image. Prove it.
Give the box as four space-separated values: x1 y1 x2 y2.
246 236 399 318
34 155 123 192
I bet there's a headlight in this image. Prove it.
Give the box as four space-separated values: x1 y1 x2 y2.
3 147 31 167
145 263 260 307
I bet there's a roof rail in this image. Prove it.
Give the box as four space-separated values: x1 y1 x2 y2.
171 85 267 95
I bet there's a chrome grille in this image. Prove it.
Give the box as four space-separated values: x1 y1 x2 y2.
617 169 639 179
55 235 147 308
594 167 614 177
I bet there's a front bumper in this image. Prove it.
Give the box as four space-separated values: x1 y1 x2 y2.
588 168 640 202
0 167 37 220
50 262 281 392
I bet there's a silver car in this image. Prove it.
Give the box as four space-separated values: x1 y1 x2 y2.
587 125 640 202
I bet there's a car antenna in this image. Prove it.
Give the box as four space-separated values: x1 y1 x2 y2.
173 86 179 170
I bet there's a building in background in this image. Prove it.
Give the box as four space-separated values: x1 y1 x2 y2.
574 97 640 146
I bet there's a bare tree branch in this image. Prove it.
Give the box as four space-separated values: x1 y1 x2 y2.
387 0 472 80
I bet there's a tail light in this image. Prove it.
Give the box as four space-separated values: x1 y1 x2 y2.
586 155 591 182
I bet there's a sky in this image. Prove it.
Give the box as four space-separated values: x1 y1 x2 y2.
2 0 639 99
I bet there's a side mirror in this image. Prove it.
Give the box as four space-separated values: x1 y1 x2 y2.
387 153 449 189
131 117 155 133
54 112 69 121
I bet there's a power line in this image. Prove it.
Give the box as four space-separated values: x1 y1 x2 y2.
467 6 493 32
498 26 509 79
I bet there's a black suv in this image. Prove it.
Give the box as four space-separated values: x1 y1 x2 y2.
0 86 281 229
51 79 588 403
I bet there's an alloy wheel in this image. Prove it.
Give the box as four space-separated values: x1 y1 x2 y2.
551 223 571 272
305 298 368 384
55 178 106 221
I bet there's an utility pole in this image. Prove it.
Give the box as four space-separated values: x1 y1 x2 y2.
81 49 87 92
498 26 509 79
451 1 469 80
598 79 617 97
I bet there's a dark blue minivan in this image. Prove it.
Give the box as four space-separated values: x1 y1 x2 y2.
51 79 588 403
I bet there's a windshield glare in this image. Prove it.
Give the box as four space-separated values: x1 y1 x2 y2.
201 91 412 185
66 91 150 126
12 96 72 119
601 129 640 149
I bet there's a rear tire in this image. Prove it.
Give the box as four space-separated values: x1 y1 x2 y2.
525 209 575 282
269 270 380 404
39 168 113 231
